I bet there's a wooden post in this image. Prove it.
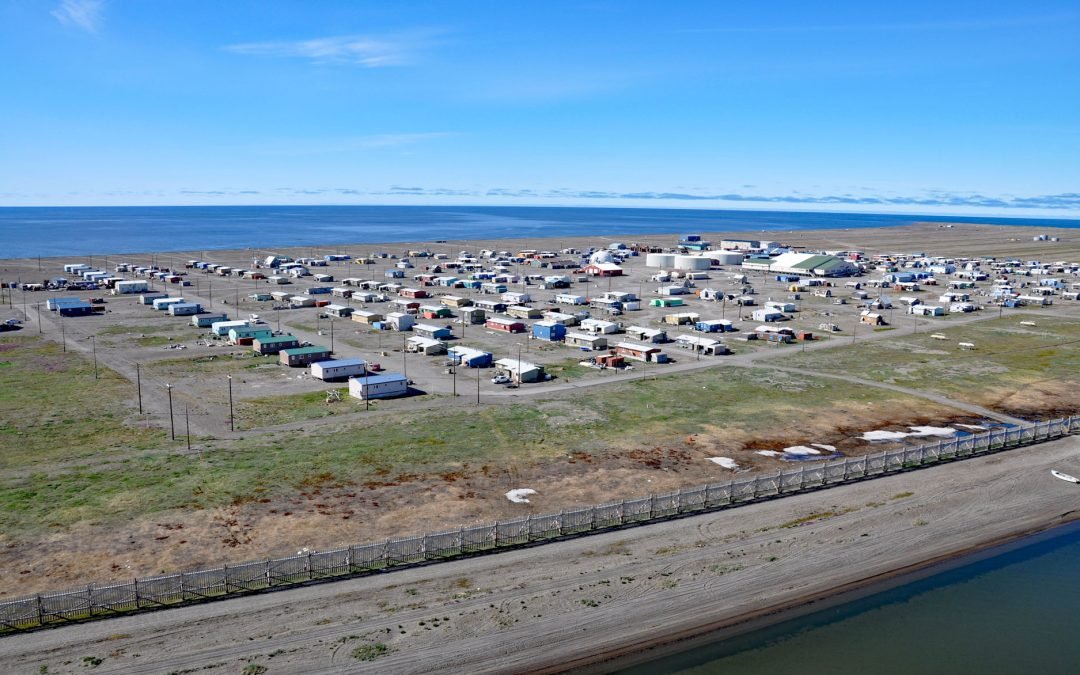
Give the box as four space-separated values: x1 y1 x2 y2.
87 585 94 617
265 560 272 586
223 564 229 593
133 578 141 609
36 594 45 626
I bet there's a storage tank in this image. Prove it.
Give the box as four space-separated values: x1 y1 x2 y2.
705 251 745 266
645 253 675 268
674 255 712 271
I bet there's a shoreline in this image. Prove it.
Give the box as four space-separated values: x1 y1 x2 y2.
3 434 1077 673
2 208 1080 260
576 518 1080 673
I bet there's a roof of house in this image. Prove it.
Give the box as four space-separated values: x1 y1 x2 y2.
281 346 331 356
352 373 408 386
314 358 365 368
255 335 299 345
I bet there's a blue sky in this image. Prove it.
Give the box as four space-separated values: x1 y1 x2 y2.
1 0 1079 216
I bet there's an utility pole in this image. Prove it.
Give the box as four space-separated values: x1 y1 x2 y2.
60 312 66 352
402 334 408 380
185 406 191 452
166 384 175 440
476 366 481 405
330 317 335 352
136 362 143 414
227 375 235 432
91 336 98 379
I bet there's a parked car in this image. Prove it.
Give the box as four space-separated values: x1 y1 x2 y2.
491 374 512 385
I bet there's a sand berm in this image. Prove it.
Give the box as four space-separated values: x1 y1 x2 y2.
3 434 1079 673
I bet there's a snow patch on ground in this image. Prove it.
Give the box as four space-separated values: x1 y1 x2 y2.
811 443 837 452
908 426 958 437
862 430 911 441
956 424 988 431
782 445 821 456
755 450 782 457
708 457 740 470
505 488 538 504
862 426 958 441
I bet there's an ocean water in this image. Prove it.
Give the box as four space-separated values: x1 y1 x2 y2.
1 205 1078 258
612 520 1080 674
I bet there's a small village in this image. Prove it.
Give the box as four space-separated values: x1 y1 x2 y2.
6 229 1078 419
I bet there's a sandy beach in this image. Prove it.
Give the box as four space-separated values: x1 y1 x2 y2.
2 433 1077 673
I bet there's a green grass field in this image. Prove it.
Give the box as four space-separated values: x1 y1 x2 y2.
1 342 939 539
781 315 1080 414
0 336 161 471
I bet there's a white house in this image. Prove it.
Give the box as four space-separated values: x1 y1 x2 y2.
349 373 409 400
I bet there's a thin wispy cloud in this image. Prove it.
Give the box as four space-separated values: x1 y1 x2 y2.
51 0 105 33
680 11 1080 35
251 132 455 156
225 31 440 67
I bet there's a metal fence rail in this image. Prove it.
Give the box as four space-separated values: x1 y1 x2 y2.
1 415 1075 633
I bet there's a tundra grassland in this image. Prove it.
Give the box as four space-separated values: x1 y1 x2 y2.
0 334 962 592
782 315 1080 417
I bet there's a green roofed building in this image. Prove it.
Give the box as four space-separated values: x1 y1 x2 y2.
279 345 333 367
252 334 301 355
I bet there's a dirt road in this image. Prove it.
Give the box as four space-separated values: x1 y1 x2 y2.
4 435 1078 674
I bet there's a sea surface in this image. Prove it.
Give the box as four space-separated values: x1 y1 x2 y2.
612 520 1080 674
1 205 1079 258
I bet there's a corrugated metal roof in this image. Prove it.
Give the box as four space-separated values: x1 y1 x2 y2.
352 373 407 385
281 346 331 356
256 335 299 344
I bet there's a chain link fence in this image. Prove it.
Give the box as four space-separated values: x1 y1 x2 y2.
2 415 1075 632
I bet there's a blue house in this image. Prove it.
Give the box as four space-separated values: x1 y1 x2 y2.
532 320 567 342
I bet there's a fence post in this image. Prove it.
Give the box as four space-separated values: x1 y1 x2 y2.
133 578 141 609
493 522 500 547
265 559 272 586
179 571 186 600
36 594 44 626
558 510 564 536
842 458 849 481
421 533 429 560
222 564 229 593
526 514 532 541
86 585 94 618
675 489 682 513
619 500 626 525
458 526 466 554
589 505 596 530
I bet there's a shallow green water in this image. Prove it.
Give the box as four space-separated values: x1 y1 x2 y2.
614 521 1080 674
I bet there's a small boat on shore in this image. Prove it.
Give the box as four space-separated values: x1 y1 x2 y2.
1051 470 1080 484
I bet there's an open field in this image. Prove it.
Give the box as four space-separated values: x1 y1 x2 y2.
782 315 1080 418
0 341 975 593
2 220 1080 599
